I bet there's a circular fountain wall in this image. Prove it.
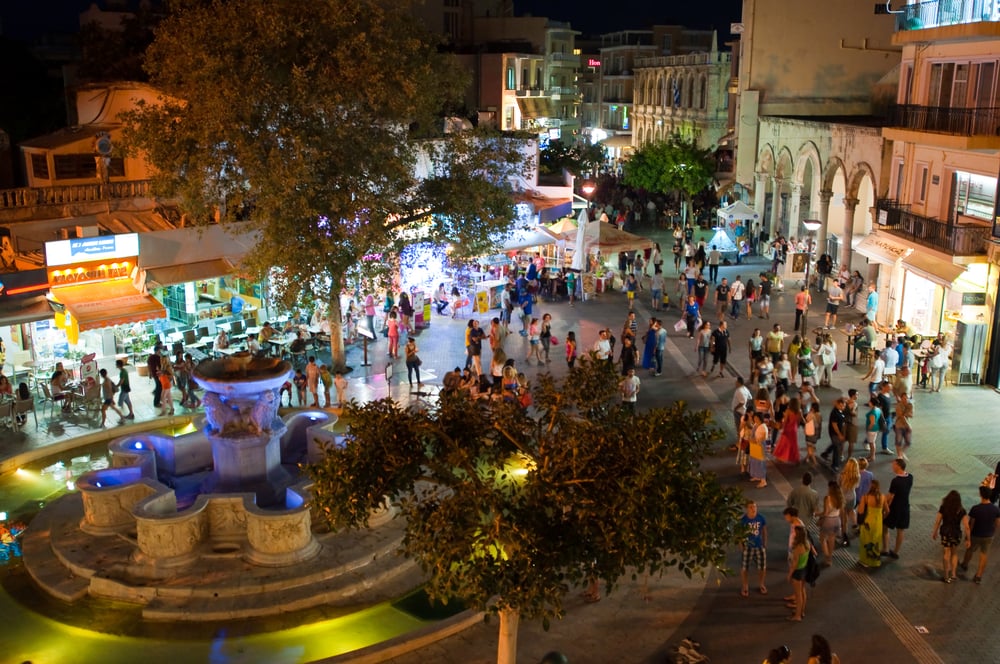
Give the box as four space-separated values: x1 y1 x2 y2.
20 355 419 627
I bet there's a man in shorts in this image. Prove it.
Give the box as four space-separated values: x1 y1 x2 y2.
715 277 730 320
823 279 844 328
757 272 773 319
960 485 1000 584
740 500 768 596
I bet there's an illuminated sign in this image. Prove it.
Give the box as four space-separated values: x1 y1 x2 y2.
48 261 132 287
587 58 601 67
45 233 139 267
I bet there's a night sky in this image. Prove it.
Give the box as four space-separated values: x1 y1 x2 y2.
2 0 746 41
516 0 744 36
0 0 94 39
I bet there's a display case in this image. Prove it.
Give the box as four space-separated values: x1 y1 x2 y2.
950 320 987 385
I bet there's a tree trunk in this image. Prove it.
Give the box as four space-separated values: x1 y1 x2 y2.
327 291 347 372
496 607 520 664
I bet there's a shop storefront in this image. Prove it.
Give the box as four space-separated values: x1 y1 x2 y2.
139 226 261 328
0 268 56 376
856 232 997 385
44 233 166 365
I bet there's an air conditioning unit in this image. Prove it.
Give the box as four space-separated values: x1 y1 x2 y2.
76 225 100 238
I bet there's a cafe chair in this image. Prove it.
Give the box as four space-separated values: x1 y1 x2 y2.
13 397 37 431
0 401 14 429
452 296 473 319
81 383 102 417
39 382 60 419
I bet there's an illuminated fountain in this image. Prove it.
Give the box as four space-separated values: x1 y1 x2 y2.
21 355 417 624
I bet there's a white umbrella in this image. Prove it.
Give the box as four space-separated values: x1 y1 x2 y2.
571 207 588 271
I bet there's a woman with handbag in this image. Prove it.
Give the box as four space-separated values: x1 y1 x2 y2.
404 337 422 388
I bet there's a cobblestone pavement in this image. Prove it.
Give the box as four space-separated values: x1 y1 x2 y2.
3 231 999 664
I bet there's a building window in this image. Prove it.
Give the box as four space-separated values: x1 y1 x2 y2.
30 153 49 179
953 63 970 106
895 160 905 199
661 34 673 54
917 164 929 203
928 63 954 107
443 11 458 42
506 67 516 91
901 63 913 104
973 61 998 106
953 170 996 222
52 154 124 180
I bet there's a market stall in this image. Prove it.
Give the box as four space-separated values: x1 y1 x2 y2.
716 200 759 248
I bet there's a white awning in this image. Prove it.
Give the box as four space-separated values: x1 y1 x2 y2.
854 234 911 265
601 134 633 149
902 252 966 288
500 227 558 252
145 257 237 288
0 294 55 326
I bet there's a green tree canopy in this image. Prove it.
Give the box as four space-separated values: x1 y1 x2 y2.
538 139 606 178
121 0 532 368
306 356 743 663
623 135 715 224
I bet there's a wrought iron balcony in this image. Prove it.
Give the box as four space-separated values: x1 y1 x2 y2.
895 0 999 31
875 199 989 255
887 104 1000 136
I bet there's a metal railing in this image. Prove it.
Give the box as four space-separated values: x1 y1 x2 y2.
888 103 1000 136
635 52 732 68
896 0 998 31
876 199 989 255
0 180 153 210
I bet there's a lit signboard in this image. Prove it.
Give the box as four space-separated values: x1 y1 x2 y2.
45 233 139 267
587 58 601 67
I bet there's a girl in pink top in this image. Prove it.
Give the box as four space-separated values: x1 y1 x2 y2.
386 312 400 359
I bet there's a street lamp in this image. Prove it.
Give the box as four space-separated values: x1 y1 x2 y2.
580 180 596 220
800 219 822 333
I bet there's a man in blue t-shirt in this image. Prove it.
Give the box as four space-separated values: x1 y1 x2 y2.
518 289 532 337
740 500 768 596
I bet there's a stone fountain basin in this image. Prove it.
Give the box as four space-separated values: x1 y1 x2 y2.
192 356 292 396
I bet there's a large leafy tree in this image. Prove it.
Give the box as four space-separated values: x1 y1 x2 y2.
306 357 743 664
624 134 715 227
121 0 532 368
538 139 606 178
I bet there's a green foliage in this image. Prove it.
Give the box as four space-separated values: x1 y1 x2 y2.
539 140 606 177
304 355 744 625
120 0 532 367
624 134 716 200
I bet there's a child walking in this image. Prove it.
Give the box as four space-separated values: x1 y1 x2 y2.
334 372 348 407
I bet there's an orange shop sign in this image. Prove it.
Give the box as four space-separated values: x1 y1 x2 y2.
48 260 133 286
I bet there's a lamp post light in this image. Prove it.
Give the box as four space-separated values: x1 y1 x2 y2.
800 219 822 333
580 180 596 223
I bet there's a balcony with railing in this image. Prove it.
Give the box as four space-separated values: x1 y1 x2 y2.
895 0 1000 31
634 52 732 68
875 199 989 255
0 179 153 210
887 104 1000 136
